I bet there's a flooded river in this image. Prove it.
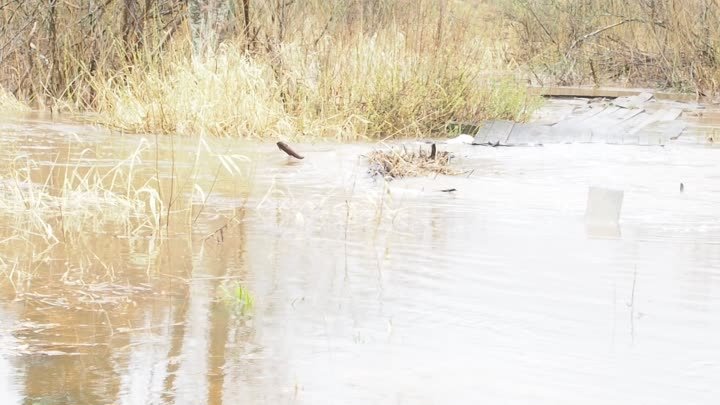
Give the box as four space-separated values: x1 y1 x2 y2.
1 111 719 404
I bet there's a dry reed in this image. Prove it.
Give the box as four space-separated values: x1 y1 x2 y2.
499 0 720 96
0 0 538 139
0 86 29 112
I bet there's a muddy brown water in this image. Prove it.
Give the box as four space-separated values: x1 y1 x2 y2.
1 111 720 404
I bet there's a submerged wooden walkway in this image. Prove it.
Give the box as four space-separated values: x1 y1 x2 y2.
472 92 694 146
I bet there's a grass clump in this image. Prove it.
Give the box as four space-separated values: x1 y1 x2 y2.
219 281 254 315
499 0 720 95
92 46 293 137
367 144 457 179
0 86 29 112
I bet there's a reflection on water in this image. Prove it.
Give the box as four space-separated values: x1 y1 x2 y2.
1 113 720 404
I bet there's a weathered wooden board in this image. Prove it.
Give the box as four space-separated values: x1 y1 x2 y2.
472 93 693 146
528 86 699 102
553 104 608 128
613 92 654 109
473 120 515 145
505 124 551 145
644 120 687 142
549 124 591 143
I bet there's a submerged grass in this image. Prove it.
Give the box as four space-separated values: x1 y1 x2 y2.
220 281 254 316
0 134 254 295
0 0 535 300
0 144 160 244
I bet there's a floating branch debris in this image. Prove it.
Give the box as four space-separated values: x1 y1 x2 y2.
277 141 304 159
366 143 458 178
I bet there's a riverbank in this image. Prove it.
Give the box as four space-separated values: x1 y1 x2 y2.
0 0 538 140
2 1 719 140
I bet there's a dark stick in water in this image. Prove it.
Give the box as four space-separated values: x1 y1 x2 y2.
277 141 304 159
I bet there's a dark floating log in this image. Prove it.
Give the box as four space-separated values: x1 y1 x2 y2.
277 141 304 159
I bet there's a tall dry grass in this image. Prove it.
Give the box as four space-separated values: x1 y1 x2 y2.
499 0 720 96
0 86 29 112
0 0 538 139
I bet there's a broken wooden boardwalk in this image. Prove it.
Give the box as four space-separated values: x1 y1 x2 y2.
472 92 696 146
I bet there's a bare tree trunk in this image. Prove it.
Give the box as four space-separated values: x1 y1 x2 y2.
242 0 251 49
188 0 207 57
188 0 235 57
48 0 60 101
123 0 142 59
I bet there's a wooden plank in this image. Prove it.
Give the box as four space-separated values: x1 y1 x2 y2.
547 127 564 143
529 86 649 98
583 107 644 138
616 111 650 132
642 120 687 142
626 108 683 135
471 100 690 146
554 104 608 128
528 86 699 102
530 101 582 125
619 111 658 134
491 121 515 144
551 105 614 141
608 107 646 127
553 124 592 143
472 121 491 144
505 124 530 144
472 120 515 145
582 106 621 130
586 105 621 120
506 123 551 145
613 92 654 109
653 108 683 122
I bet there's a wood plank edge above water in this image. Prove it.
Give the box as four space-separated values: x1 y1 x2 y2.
528 86 699 102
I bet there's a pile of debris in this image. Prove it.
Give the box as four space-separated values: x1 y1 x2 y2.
366 144 457 178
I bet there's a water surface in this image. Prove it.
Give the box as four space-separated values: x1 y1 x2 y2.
0 112 719 404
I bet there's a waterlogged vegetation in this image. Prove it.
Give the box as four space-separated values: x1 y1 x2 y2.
0 0 537 311
0 0 718 331
220 281 255 315
0 131 250 290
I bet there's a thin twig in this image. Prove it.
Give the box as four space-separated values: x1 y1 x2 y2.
566 19 638 57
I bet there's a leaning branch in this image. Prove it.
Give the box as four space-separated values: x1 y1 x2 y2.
565 18 639 57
